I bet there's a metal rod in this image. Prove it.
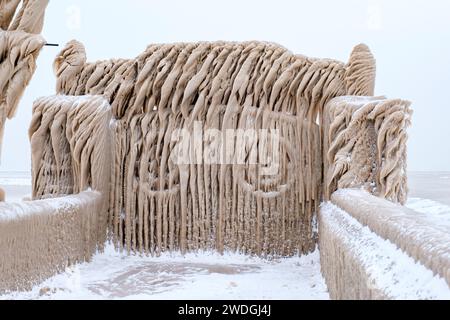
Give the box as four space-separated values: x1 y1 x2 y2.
45 43 59 47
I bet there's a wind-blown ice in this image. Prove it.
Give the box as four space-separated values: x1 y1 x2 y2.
51 40 377 256
0 0 49 155
324 96 412 204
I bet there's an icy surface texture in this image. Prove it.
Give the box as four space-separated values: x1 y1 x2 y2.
0 95 112 293
0 191 103 293
324 96 412 204
29 95 113 244
0 0 48 153
331 189 450 286
1 243 330 300
51 40 376 256
319 201 450 300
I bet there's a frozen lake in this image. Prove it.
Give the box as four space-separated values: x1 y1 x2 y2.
408 172 450 206
3 171 448 204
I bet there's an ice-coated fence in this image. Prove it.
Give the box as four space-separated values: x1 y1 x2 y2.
331 189 450 285
0 95 113 293
319 189 450 299
51 40 379 256
0 191 103 293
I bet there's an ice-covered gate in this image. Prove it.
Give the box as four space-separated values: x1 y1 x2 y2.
3 1 441 299
45 40 380 256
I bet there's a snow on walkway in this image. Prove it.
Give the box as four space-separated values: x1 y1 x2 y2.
0 245 329 300
1 172 449 300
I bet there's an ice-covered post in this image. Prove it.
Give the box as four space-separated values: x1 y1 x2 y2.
0 0 49 154
323 96 412 204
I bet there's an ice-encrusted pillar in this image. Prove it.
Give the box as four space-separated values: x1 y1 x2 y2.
323 96 412 204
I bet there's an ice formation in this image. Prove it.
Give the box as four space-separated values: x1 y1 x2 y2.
0 94 112 293
324 96 412 204
29 95 113 247
0 4 430 295
49 40 377 256
319 200 450 300
0 0 48 33
331 189 450 285
0 0 48 153
0 191 103 292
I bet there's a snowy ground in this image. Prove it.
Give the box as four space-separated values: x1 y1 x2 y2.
0 172 328 300
0 245 328 300
0 172 449 300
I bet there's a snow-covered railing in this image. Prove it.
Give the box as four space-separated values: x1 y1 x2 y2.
0 95 113 293
0 191 103 293
331 189 450 285
319 201 450 300
319 189 450 299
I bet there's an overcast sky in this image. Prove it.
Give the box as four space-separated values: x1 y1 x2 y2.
1 0 449 172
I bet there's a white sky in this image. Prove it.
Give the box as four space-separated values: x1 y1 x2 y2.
2 0 449 172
